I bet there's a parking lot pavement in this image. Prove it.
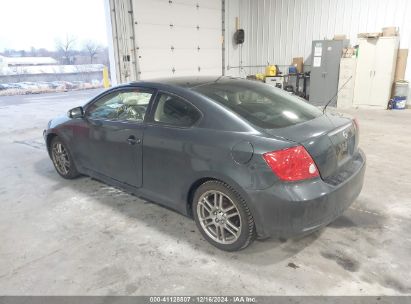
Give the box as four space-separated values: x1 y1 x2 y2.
0 90 410 295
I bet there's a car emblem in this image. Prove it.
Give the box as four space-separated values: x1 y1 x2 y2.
342 130 349 139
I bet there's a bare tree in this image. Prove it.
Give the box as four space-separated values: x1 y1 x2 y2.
55 34 77 64
83 40 102 64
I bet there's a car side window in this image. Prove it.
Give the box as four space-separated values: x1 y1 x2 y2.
153 93 201 127
87 90 153 122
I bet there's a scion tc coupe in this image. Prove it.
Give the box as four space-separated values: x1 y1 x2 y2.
44 77 366 251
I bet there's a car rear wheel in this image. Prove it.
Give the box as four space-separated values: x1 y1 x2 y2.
193 181 255 251
50 137 79 179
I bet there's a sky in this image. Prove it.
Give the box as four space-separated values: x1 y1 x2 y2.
0 0 108 52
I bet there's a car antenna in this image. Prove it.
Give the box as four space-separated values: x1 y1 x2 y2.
322 76 353 114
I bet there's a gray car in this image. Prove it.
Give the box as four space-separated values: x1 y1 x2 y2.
43 76 366 251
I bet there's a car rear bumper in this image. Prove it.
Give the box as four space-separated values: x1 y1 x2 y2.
248 149 366 238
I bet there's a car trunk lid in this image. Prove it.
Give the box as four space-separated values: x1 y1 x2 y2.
264 114 358 179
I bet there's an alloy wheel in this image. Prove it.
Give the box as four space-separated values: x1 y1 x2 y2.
197 190 242 244
52 142 70 176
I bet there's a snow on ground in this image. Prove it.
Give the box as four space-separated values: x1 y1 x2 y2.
0 64 105 76
0 80 103 96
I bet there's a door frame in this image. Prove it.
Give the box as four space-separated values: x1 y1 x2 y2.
143 90 203 129
80 85 158 187
83 86 158 123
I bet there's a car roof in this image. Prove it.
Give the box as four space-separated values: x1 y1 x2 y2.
128 76 241 89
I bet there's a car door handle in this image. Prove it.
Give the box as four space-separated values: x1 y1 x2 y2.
127 136 141 145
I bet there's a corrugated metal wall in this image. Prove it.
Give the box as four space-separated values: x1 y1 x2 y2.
109 0 139 83
225 0 411 80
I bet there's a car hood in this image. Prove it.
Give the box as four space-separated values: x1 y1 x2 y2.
49 114 71 129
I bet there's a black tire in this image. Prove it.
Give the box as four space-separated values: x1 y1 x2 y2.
50 137 79 179
193 180 256 251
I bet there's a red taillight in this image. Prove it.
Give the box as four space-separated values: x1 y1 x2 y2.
262 146 319 181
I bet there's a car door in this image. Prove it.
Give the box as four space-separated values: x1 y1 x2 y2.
83 87 155 188
142 91 202 210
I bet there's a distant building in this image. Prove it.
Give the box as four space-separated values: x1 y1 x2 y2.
0 55 57 67
0 55 6 69
0 54 105 84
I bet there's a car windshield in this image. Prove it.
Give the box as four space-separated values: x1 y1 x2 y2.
193 80 322 129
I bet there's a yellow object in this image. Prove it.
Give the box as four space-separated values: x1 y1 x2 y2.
255 73 265 81
103 66 110 88
265 65 277 76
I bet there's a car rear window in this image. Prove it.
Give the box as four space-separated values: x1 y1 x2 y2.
193 80 322 129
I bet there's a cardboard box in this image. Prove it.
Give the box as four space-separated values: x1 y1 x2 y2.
394 49 408 81
383 26 398 37
292 57 304 73
342 48 355 58
357 32 381 38
333 34 347 40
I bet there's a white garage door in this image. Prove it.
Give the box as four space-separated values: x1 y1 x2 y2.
110 0 222 82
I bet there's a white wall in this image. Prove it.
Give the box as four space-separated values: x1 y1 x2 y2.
225 0 411 81
132 0 222 79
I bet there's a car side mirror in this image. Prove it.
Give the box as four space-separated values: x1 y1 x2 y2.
68 106 84 119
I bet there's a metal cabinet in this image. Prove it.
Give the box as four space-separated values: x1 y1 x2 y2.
353 37 399 109
309 40 349 106
337 58 357 109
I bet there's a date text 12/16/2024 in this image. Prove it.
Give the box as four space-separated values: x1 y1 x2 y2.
149 296 257 303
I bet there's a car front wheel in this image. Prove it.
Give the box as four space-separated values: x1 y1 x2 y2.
50 137 79 179
193 180 256 251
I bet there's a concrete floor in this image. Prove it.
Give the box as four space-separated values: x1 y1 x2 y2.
0 89 410 295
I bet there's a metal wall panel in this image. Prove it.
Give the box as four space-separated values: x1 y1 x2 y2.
104 0 118 85
109 0 139 83
225 0 411 80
